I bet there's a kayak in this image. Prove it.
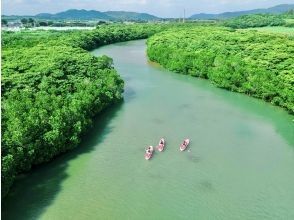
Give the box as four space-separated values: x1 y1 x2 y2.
145 146 154 160
180 139 190 151
157 138 165 152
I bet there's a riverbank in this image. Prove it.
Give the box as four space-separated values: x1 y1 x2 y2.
147 27 294 114
3 40 294 220
2 23 293 199
1 24 169 197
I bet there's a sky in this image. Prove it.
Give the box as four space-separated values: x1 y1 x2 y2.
2 0 294 17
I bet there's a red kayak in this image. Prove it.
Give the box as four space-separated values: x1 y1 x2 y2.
157 138 165 152
180 139 190 151
145 146 154 160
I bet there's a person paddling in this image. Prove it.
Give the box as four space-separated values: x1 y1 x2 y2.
146 146 152 154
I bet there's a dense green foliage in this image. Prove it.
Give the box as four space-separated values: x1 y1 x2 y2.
223 10 294 29
1 24 168 197
224 14 286 28
2 24 166 50
2 48 123 196
2 30 65 48
147 27 294 113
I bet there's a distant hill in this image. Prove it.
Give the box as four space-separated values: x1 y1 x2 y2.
189 4 294 19
104 11 159 21
35 9 158 21
36 9 111 20
6 4 294 21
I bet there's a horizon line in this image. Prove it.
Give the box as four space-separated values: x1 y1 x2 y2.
2 3 293 17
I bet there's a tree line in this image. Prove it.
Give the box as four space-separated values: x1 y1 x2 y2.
223 11 294 29
3 20 292 198
1 24 169 197
147 27 294 114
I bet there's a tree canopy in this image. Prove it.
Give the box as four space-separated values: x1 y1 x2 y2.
223 14 286 29
1 23 169 197
147 27 294 113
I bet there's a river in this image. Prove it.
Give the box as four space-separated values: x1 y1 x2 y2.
2 40 294 220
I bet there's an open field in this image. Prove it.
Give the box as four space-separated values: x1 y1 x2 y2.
247 26 294 36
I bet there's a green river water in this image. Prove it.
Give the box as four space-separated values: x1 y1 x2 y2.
2 40 294 220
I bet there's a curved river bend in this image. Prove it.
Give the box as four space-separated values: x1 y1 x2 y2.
3 40 294 220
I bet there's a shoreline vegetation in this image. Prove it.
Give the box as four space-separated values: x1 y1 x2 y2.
147 27 294 114
2 18 293 198
1 24 169 197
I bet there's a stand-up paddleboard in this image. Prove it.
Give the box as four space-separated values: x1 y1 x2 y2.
145 146 154 160
180 139 190 151
157 138 165 152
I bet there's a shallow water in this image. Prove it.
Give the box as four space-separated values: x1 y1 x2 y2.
3 40 294 220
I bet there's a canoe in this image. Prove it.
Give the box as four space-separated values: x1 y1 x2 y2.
157 138 165 152
180 139 190 151
145 146 154 160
